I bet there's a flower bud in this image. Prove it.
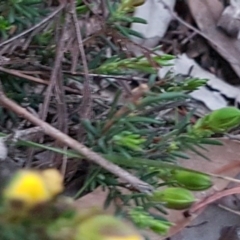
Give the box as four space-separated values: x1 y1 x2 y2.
129 207 172 235
171 170 212 191
149 187 195 210
193 107 240 135
75 214 143 240
113 131 145 151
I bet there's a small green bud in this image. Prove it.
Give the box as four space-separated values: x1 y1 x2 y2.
182 78 208 91
129 207 172 235
193 107 240 136
112 131 146 151
171 170 212 191
149 187 195 210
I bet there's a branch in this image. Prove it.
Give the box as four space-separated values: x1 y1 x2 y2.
29 63 148 82
70 0 92 138
40 7 71 121
0 67 81 94
0 91 153 194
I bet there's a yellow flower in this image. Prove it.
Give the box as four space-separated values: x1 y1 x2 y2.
3 169 63 209
3 170 50 208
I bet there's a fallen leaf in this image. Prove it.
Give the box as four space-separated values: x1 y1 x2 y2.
130 0 176 55
158 53 240 110
187 0 240 79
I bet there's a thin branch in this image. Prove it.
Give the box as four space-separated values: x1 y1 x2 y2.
70 0 92 138
41 8 71 121
0 67 81 94
64 72 148 82
0 67 49 85
117 79 132 96
0 91 153 194
25 7 71 167
218 204 240 216
30 63 148 82
0 4 65 48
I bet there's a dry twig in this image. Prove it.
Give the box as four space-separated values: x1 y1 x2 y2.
70 0 92 139
0 67 82 94
0 90 153 194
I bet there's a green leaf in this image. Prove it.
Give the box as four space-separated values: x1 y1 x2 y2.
126 116 163 125
199 138 223 145
106 0 115 15
170 151 190 159
140 92 188 106
115 24 130 37
81 119 99 136
131 17 148 24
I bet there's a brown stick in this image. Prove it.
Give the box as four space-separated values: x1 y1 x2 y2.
70 0 92 139
40 8 71 121
0 67 81 94
0 91 153 193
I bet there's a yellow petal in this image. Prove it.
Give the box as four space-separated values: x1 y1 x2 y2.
4 170 51 208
